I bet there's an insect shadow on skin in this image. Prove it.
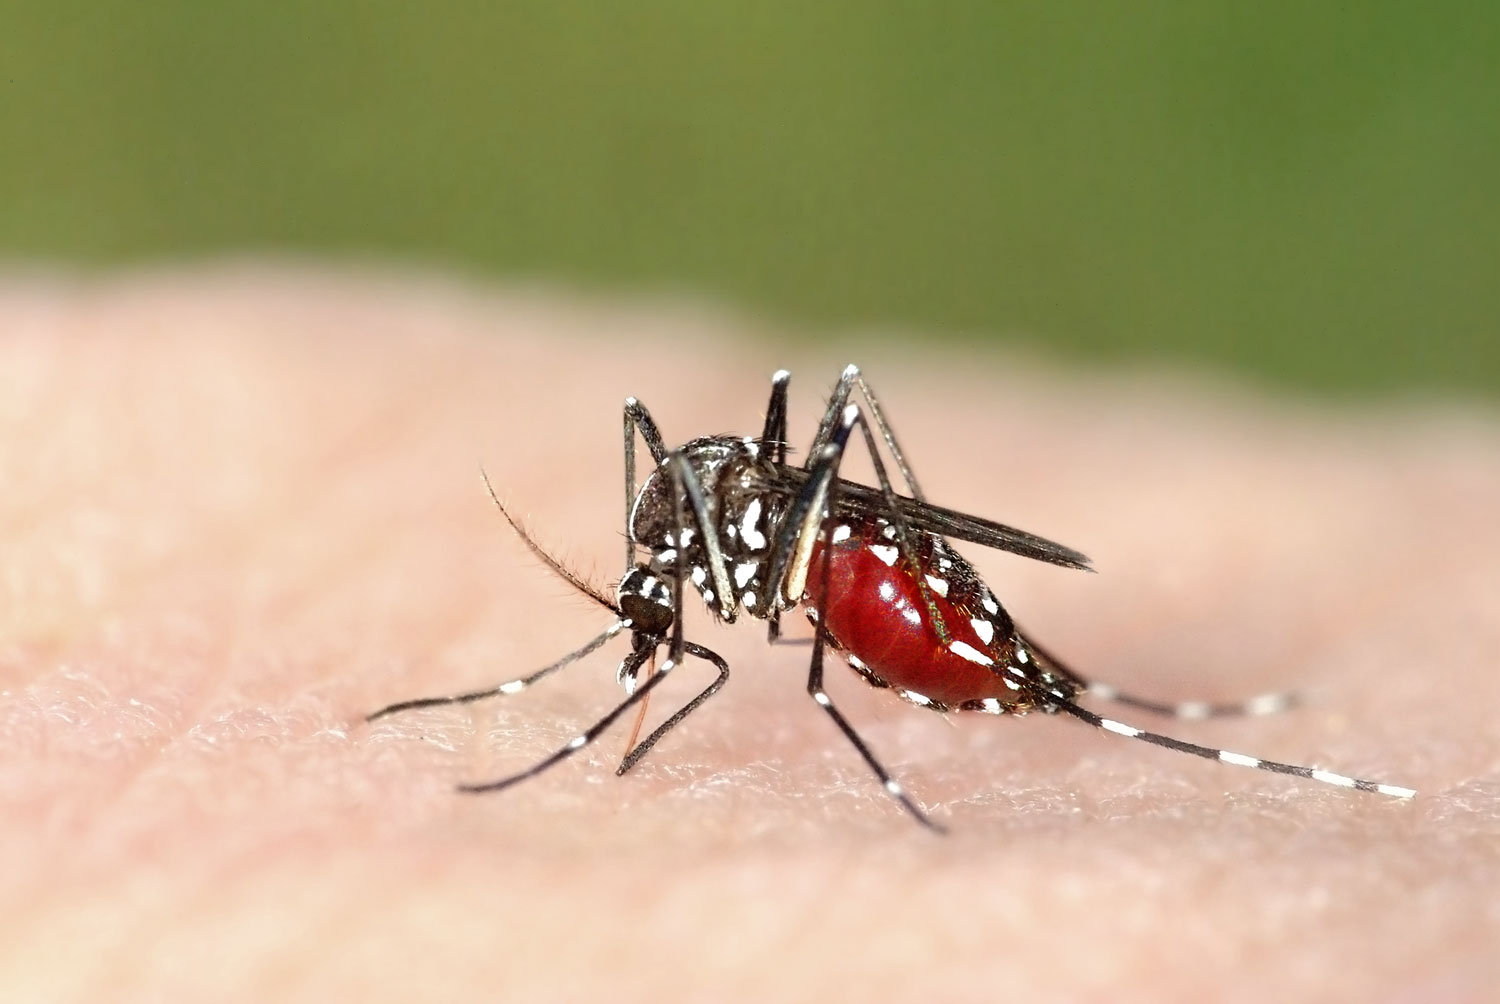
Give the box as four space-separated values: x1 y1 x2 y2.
367 365 1417 832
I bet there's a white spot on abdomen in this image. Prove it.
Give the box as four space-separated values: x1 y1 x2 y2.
949 641 993 666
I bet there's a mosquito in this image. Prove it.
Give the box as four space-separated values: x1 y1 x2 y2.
367 365 1415 831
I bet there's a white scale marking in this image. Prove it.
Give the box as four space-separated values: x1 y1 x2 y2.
884 779 904 796
568 735 588 750
1248 694 1290 715
878 581 896 602
735 561 759 588
742 591 757 608
1219 751 1261 768
880 523 897 540
869 544 899 566
949 641 993 666
1177 701 1211 721
1311 769 1356 789
981 594 999 615
1377 784 1417 799
925 575 949 598
1100 718 1142 737
740 498 767 549
831 524 852 544
970 618 994 645
813 691 832 707
691 566 707 586
899 689 932 707
499 680 526 695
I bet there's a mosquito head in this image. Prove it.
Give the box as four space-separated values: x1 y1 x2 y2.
616 565 674 636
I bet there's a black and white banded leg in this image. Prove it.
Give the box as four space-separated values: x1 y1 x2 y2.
365 620 627 723
1021 634 1298 721
986 663 1417 799
775 403 946 829
463 455 734 792
758 370 792 641
805 364 927 501
623 395 669 571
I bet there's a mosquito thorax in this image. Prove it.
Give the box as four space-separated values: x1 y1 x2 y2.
616 565 674 636
629 435 789 619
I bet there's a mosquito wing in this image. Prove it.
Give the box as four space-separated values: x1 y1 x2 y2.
761 466 1092 571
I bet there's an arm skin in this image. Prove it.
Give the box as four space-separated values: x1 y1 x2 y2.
1 268 1497 1003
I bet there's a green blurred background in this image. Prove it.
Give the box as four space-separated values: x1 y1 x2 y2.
2 2 1496 394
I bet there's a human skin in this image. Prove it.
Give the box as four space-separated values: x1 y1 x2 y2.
1 269 1497 1003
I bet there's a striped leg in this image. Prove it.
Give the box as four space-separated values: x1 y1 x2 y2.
1004 663 1416 799
1021 633 1297 721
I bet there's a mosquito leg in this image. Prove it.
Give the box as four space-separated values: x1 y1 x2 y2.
847 366 926 501
806 528 943 832
761 370 791 642
760 414 844 613
998 663 1416 799
623 396 669 573
842 407 956 643
665 451 739 624
617 640 730 776
1087 685 1298 720
366 621 627 722
1022 632 1298 720
804 365 926 500
804 365 857 469
786 407 945 830
759 368 791 465
778 399 954 644
458 650 681 795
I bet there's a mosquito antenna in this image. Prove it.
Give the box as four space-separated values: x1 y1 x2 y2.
480 467 618 614
365 620 627 722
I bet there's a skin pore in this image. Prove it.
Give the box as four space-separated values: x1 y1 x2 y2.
2 269 1497 1002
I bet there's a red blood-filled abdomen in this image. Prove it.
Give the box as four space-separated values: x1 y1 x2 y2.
802 523 1016 706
